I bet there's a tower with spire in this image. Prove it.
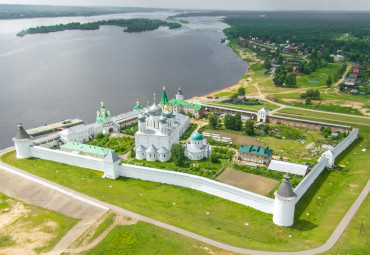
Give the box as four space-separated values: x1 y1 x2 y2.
273 173 297 226
12 123 33 158
175 87 184 101
159 86 169 108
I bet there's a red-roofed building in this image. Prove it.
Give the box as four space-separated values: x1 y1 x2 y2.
353 68 360 74
353 63 361 68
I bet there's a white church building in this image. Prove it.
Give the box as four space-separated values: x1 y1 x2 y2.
135 88 190 162
184 132 212 160
59 101 139 144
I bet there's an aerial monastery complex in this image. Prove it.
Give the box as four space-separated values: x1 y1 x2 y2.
11 86 359 227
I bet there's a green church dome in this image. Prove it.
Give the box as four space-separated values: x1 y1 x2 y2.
191 132 203 141
96 118 104 123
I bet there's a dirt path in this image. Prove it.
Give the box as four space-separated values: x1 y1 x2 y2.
63 213 137 254
186 120 208 142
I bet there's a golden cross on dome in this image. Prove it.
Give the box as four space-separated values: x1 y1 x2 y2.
153 92 156 101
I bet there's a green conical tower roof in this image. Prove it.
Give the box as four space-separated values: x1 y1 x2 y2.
159 86 168 106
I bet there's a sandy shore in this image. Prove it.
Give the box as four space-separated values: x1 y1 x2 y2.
189 46 259 102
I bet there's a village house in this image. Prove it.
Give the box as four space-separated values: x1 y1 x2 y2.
237 145 273 166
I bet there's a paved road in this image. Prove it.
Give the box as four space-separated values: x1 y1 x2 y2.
1 148 369 255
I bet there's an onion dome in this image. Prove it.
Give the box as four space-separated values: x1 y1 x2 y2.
15 123 30 140
149 102 162 116
164 109 173 118
134 100 142 110
138 113 146 122
275 174 297 198
190 132 203 141
159 115 167 124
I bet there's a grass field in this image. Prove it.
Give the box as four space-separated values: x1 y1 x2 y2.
297 64 341 87
275 108 370 126
81 221 233 255
0 192 79 254
323 194 370 255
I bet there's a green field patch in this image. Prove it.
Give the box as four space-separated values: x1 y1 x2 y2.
276 108 370 126
297 64 341 87
325 194 370 254
81 221 226 255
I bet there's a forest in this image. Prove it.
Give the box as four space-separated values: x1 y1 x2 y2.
223 18 369 63
16 18 181 37
174 11 370 64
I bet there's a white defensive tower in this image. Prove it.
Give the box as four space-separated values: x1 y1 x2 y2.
273 173 297 227
12 123 33 158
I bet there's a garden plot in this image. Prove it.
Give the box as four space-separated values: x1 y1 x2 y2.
217 168 279 195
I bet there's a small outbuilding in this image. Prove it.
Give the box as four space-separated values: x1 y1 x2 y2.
268 160 308 176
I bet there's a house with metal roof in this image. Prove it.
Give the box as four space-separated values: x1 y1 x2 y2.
168 98 205 118
238 145 273 166
60 142 114 159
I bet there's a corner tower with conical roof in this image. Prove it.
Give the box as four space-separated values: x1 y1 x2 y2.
12 123 33 158
273 173 297 226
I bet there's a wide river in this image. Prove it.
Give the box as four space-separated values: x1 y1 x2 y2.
0 11 247 149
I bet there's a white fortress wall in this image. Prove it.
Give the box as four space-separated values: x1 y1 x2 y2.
294 158 327 201
332 128 359 158
119 164 274 214
30 146 105 172
294 128 359 201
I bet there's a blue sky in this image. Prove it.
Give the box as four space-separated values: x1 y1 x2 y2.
0 0 369 11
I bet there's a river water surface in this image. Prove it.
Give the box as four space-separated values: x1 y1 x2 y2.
0 11 247 148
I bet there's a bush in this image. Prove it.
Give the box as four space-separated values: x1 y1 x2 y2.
180 123 198 140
